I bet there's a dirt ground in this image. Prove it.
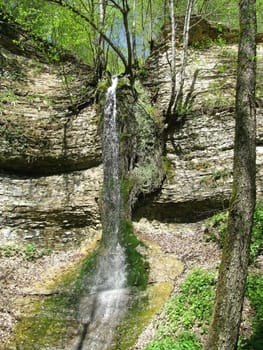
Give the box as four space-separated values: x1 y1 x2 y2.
1 218 258 349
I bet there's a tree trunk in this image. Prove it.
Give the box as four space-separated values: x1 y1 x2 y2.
166 0 176 117
132 0 138 67
173 0 193 112
205 1 257 349
97 0 106 78
122 1 133 76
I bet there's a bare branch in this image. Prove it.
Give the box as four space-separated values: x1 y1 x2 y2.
45 0 128 71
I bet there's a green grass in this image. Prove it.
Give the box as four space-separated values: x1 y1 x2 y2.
146 269 215 350
146 268 263 350
147 332 202 350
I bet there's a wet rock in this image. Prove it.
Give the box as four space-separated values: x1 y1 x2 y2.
0 167 102 245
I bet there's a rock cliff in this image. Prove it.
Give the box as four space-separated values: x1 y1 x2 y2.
1 17 263 244
0 18 102 244
0 19 101 175
137 35 263 221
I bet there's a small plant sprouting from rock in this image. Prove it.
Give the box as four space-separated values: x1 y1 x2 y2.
0 243 53 261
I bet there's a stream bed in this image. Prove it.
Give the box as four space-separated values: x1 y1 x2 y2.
5 232 183 350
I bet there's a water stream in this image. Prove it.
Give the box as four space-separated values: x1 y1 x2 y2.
72 77 129 350
5 78 184 350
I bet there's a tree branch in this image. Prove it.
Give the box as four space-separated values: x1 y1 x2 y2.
108 0 124 13
45 0 128 72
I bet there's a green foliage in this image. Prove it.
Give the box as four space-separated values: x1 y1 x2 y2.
131 80 164 194
191 38 215 50
133 160 161 191
0 88 19 103
146 269 215 350
145 268 263 350
0 245 19 258
250 200 263 263
1 0 263 76
147 332 202 350
247 275 263 326
164 269 215 332
1 0 95 63
0 243 53 260
205 201 263 262
205 211 228 248
23 243 37 261
216 35 227 48
239 274 263 350
214 168 227 182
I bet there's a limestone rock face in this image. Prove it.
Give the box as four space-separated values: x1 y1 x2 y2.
1 18 263 243
0 20 101 175
136 41 263 222
0 19 102 243
0 167 102 245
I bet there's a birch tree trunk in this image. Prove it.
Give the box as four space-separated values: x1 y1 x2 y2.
98 0 106 78
167 0 176 117
173 0 193 112
132 0 138 67
205 1 257 349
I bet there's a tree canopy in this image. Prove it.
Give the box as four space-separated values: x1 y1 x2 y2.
2 0 261 76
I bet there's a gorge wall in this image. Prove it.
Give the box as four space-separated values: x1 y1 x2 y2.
1 18 263 245
137 29 263 221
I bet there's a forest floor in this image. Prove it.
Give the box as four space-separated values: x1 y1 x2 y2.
132 219 220 349
0 218 261 349
0 232 100 348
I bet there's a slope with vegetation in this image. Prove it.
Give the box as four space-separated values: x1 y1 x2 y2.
0 1 263 349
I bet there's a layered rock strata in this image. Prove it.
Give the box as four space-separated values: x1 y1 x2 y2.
1 18 263 244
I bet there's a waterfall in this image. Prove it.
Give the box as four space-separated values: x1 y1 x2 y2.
74 77 129 350
97 75 127 292
102 75 122 248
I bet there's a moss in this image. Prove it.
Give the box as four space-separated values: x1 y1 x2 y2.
9 295 78 349
112 281 174 350
120 177 135 205
110 232 183 350
97 78 109 92
72 245 100 296
162 156 175 182
116 76 130 91
120 219 149 290
6 240 101 349
95 78 110 112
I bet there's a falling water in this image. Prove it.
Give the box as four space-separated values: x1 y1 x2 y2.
102 75 122 248
73 77 129 350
